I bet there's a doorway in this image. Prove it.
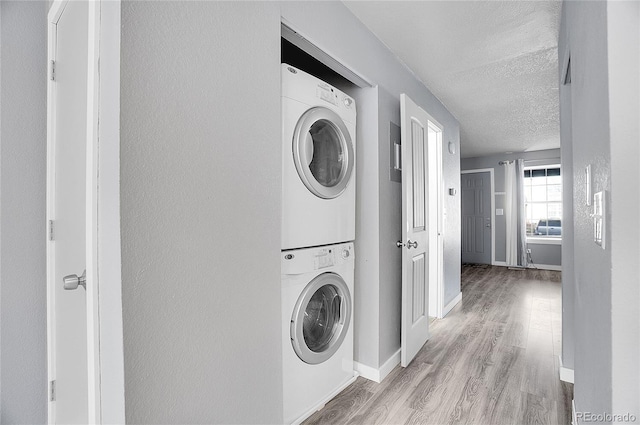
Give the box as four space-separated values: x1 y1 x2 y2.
461 170 494 265
427 122 444 318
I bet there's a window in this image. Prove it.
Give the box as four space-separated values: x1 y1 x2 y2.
524 166 562 238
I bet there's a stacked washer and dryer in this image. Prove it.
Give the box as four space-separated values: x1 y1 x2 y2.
281 64 357 425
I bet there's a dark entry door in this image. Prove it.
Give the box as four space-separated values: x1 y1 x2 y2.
461 172 492 264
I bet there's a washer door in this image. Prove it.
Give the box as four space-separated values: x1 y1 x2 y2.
291 272 352 365
293 107 354 199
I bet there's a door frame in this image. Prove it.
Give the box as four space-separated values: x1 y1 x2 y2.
460 169 496 266
427 120 444 319
46 1 124 423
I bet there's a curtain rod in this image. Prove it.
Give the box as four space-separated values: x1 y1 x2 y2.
498 158 560 166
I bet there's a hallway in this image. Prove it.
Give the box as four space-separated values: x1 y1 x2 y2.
304 265 573 425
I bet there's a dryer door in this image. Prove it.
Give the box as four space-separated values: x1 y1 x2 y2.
293 107 354 199
291 272 352 364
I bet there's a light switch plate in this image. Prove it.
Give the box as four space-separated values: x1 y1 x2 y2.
389 122 401 183
496 209 504 216
585 164 592 206
593 191 605 249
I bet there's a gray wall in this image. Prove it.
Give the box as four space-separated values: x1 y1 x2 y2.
0 1 462 421
377 87 402 364
0 2 48 423
461 149 562 267
560 0 639 419
280 1 461 370
351 86 381 368
561 1 612 416
558 3 575 372
120 2 283 423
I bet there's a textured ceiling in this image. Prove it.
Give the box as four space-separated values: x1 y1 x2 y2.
344 0 562 158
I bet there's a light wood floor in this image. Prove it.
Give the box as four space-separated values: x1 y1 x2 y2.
303 265 573 425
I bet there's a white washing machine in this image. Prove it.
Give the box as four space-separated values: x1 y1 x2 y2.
281 242 356 425
281 64 356 250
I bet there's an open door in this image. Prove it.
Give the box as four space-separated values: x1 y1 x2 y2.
47 1 124 423
399 94 431 367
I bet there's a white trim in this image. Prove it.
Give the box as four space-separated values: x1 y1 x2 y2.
96 2 125 423
558 355 575 383
495 191 506 195
353 362 380 382
494 261 508 267
428 121 444 319
354 349 401 384
527 237 562 245
461 168 496 266
530 264 562 271
46 4 62 422
572 399 578 425
442 292 462 317
86 3 102 420
379 349 401 382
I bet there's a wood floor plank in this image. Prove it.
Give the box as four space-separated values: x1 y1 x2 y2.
303 378 375 425
302 265 572 425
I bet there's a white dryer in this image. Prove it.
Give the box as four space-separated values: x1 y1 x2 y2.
281 242 356 424
281 64 356 250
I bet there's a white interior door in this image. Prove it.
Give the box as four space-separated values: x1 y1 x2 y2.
399 94 431 367
47 1 92 423
48 1 125 423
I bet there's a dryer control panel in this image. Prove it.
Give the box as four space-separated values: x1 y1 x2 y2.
281 242 354 275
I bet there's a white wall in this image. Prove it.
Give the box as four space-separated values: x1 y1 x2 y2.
120 2 283 423
560 0 639 419
0 2 48 423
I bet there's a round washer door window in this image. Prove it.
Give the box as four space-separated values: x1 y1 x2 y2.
291 272 352 364
293 107 354 199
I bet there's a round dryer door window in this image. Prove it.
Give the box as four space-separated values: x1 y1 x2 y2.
291 272 352 365
293 107 354 199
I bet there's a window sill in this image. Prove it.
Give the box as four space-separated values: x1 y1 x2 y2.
526 237 562 245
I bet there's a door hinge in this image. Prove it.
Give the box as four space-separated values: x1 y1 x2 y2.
50 60 56 81
49 220 54 241
50 380 56 401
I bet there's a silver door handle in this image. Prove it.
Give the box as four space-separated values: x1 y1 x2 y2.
396 240 418 249
63 270 86 291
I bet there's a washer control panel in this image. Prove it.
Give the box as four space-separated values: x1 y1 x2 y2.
281 242 354 275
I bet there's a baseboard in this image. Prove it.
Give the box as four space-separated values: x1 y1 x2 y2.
442 292 462 317
558 355 575 383
493 261 508 267
530 264 562 271
572 399 578 424
354 349 400 384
